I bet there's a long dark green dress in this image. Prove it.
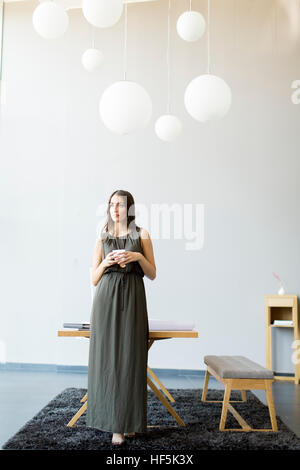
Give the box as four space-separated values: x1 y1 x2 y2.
86 226 149 433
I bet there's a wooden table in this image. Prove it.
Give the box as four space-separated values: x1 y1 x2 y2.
57 329 198 428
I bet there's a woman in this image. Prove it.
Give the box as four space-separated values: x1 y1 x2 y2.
86 190 156 446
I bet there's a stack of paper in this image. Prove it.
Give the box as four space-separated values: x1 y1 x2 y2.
273 320 293 326
63 319 195 331
148 319 195 331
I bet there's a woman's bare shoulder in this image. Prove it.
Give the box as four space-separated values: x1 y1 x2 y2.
93 237 103 251
139 227 151 240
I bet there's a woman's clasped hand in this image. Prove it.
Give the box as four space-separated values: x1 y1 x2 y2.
111 250 141 266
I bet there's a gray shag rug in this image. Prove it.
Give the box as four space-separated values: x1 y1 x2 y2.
2 387 300 451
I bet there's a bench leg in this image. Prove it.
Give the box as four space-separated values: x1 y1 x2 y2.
219 380 277 432
203 366 277 432
265 380 278 431
219 383 231 431
201 368 210 402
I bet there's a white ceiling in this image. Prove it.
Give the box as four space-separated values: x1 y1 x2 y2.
3 0 158 5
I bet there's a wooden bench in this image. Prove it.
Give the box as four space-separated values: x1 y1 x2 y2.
201 355 278 432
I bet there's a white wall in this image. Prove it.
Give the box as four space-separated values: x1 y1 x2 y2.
1 0 300 372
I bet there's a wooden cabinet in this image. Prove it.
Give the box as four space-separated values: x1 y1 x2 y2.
265 294 299 384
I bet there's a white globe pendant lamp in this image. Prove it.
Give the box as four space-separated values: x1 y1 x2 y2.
82 0 123 28
82 48 104 72
82 27 104 72
177 10 206 42
184 74 231 122
99 3 152 135
155 115 182 142
99 81 152 135
32 1 69 39
155 0 182 142
184 0 232 122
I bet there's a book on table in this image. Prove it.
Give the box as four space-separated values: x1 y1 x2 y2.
63 322 90 330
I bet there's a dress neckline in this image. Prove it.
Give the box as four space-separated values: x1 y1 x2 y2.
108 231 130 238
107 227 140 239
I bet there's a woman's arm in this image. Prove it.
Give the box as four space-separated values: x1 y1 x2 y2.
138 228 156 281
91 238 120 286
91 239 106 286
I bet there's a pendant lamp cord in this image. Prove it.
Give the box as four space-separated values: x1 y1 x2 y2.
207 0 210 74
0 0 4 112
166 0 171 114
92 25 95 49
123 1 128 81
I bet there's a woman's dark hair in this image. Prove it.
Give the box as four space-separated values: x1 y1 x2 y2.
101 190 139 242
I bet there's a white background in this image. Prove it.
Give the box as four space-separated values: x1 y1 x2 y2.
0 0 300 372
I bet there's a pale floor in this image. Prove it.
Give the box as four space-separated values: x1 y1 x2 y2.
0 369 300 448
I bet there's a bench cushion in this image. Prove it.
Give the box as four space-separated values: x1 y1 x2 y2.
204 355 274 379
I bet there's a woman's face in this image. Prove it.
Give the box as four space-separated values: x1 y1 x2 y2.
109 195 127 224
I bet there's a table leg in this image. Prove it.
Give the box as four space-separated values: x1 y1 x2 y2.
147 338 175 403
147 367 175 403
67 337 183 428
146 337 185 426
147 375 185 427
67 402 87 427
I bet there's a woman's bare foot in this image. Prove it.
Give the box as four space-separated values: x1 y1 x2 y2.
124 432 135 438
112 433 125 445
